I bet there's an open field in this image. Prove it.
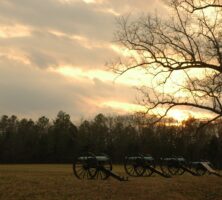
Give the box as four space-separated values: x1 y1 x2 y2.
0 164 222 200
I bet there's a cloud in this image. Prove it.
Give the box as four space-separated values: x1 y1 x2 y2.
0 57 137 120
0 0 167 70
0 0 169 120
0 0 116 40
52 65 152 87
0 24 32 38
97 0 167 14
0 28 117 69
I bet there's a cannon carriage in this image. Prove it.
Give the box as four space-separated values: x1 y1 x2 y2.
160 157 221 177
124 154 221 178
73 152 221 181
160 157 187 176
124 154 171 178
73 152 128 181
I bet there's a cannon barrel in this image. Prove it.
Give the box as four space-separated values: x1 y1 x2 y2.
78 156 110 162
162 157 186 162
125 156 154 161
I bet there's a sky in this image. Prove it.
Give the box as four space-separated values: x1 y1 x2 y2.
2 0 214 123
0 0 173 121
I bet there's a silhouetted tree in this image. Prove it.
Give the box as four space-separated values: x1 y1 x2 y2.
112 0 222 126
48 111 77 162
36 116 50 162
0 112 221 167
178 0 222 12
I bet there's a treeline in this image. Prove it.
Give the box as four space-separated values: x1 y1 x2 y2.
0 111 222 168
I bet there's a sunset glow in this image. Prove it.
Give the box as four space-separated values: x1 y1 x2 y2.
168 110 190 122
101 101 144 113
51 65 152 86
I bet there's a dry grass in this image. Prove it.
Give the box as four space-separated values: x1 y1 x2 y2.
0 164 222 200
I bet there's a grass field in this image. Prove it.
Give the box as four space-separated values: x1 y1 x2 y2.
0 164 222 200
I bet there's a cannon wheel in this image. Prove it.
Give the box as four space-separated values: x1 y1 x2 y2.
134 164 145 176
160 159 171 177
73 153 97 179
124 157 141 177
95 154 112 180
140 155 155 177
177 160 186 175
167 159 186 176
141 162 155 176
167 160 181 175
177 167 185 175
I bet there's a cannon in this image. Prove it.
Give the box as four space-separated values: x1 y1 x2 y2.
124 154 171 178
190 161 221 177
73 152 128 181
161 157 221 177
160 157 189 176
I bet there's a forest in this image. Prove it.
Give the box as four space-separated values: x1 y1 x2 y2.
0 111 221 168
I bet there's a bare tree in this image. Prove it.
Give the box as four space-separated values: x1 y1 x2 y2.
178 0 222 12
112 0 222 125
